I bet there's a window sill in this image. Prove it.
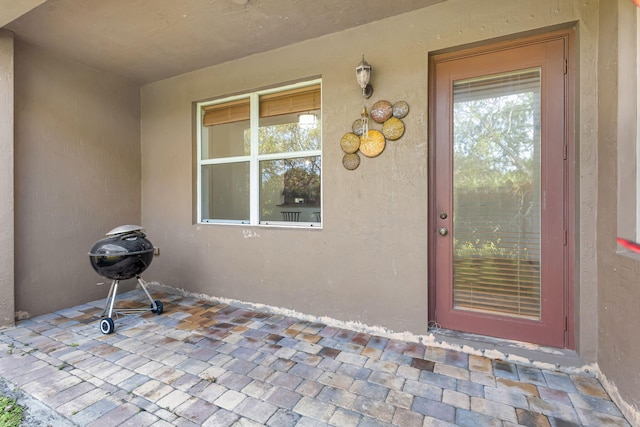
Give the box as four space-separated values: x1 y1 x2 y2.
616 247 640 261
198 221 322 229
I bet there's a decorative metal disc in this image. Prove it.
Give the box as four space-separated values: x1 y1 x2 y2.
382 117 405 141
351 119 365 136
340 132 360 154
392 101 410 119
370 100 393 123
359 130 386 157
342 152 361 170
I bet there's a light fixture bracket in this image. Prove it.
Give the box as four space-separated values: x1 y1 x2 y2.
362 84 373 99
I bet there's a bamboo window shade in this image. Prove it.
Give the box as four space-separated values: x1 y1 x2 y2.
453 70 540 103
203 84 321 127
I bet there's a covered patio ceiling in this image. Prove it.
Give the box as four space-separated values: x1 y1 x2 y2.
1 0 445 84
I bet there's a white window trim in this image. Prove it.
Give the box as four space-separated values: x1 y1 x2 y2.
196 79 322 227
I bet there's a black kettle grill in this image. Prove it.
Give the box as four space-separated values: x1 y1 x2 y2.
89 225 163 334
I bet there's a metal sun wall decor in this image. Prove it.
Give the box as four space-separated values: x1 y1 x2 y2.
341 55 410 170
341 99 410 170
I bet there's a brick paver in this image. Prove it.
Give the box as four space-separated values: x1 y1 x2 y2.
0 290 632 426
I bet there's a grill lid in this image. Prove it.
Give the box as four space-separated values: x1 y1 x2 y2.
89 227 154 280
105 224 145 236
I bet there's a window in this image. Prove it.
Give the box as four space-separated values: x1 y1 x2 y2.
636 7 640 243
196 80 321 226
617 6 638 245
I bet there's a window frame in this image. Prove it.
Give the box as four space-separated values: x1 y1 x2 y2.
616 5 639 248
636 6 640 242
196 79 322 227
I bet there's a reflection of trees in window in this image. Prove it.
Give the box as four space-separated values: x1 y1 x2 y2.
259 121 321 208
282 158 321 205
453 88 541 261
454 92 538 189
259 122 321 154
260 157 321 207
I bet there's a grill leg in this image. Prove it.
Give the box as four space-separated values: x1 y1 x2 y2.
137 276 155 306
102 280 117 317
106 280 119 318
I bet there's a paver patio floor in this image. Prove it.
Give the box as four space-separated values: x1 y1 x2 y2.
0 289 631 426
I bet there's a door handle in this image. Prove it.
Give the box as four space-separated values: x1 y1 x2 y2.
439 227 448 236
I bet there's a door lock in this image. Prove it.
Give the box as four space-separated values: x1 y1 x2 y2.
439 227 448 236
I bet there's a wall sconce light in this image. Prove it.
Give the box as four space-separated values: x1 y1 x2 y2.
356 55 373 99
356 55 373 137
298 112 317 128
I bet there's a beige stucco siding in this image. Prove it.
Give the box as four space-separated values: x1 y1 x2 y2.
13 41 142 317
597 0 640 419
0 30 14 327
140 0 597 343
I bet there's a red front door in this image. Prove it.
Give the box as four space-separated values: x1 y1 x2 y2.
429 30 574 348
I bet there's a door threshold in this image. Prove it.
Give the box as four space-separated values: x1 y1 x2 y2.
428 327 586 373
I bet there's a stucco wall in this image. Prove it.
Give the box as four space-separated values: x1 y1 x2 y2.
597 0 640 417
13 41 141 317
0 30 14 327
141 0 598 347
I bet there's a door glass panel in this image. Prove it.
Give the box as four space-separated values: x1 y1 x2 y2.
452 69 541 320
